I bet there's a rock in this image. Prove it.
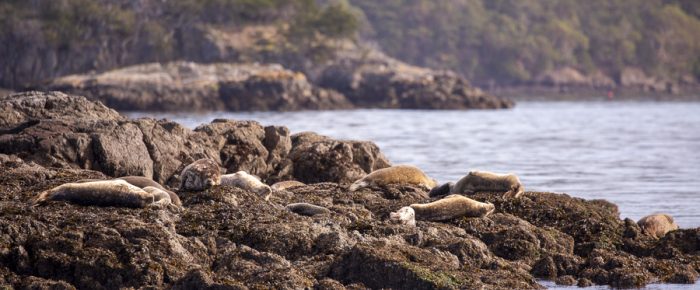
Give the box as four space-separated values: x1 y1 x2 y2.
48 62 352 111
0 91 122 128
289 132 390 184
1 92 700 289
1 92 383 185
318 50 514 110
555 275 576 286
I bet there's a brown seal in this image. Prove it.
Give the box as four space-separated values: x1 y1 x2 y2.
349 165 437 191
410 194 495 221
117 176 181 207
271 180 306 191
180 158 221 191
451 171 524 198
33 180 171 208
638 213 679 239
220 171 272 201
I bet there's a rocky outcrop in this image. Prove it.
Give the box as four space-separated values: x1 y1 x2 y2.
47 62 352 112
0 91 385 186
318 49 514 109
1 91 699 289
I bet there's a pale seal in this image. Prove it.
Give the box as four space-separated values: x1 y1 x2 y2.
220 171 272 200
271 180 306 191
117 176 182 207
33 180 171 208
638 213 679 239
451 171 524 198
389 206 416 226
410 194 495 221
349 165 438 191
285 203 331 216
180 158 222 191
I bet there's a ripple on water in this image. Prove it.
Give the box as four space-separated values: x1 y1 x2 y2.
127 101 700 228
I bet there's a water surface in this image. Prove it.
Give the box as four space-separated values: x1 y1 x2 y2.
127 101 700 227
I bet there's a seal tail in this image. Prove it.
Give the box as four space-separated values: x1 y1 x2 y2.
349 180 368 192
503 183 524 199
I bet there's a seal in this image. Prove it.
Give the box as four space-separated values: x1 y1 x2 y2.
389 206 416 226
271 180 306 191
349 165 437 191
117 176 182 207
429 182 453 197
410 194 495 221
180 158 221 191
32 180 171 208
450 171 524 198
638 213 679 239
221 171 272 200
285 203 331 216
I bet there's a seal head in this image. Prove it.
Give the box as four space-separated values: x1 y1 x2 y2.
180 158 222 191
390 206 416 226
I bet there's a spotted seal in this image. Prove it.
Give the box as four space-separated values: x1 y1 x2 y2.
33 180 171 208
451 171 524 198
221 171 272 200
349 165 437 191
410 194 495 221
638 213 679 239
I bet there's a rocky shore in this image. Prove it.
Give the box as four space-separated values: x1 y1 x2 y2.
1 91 698 289
44 57 513 112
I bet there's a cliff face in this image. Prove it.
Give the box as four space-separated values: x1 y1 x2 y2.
0 92 698 289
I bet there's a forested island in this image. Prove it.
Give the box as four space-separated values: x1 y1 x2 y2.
2 0 699 99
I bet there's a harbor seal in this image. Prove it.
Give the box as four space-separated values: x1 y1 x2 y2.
271 180 306 191
180 158 221 191
117 176 182 207
638 214 679 239
429 182 454 197
389 206 416 226
221 171 272 200
33 180 171 208
285 203 331 216
451 171 524 198
349 165 438 191
410 194 495 221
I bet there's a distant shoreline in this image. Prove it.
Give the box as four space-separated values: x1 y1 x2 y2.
487 85 700 102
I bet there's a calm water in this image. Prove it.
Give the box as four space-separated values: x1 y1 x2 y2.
127 101 700 228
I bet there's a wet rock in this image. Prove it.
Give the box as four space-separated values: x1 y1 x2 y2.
555 275 576 286
48 62 351 111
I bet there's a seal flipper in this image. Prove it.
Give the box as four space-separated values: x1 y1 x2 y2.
349 180 368 192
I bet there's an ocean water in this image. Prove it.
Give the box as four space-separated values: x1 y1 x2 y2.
126 101 700 228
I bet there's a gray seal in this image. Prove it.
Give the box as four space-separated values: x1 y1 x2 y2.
285 203 331 216
33 180 171 208
410 194 495 221
117 176 182 207
451 170 524 198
